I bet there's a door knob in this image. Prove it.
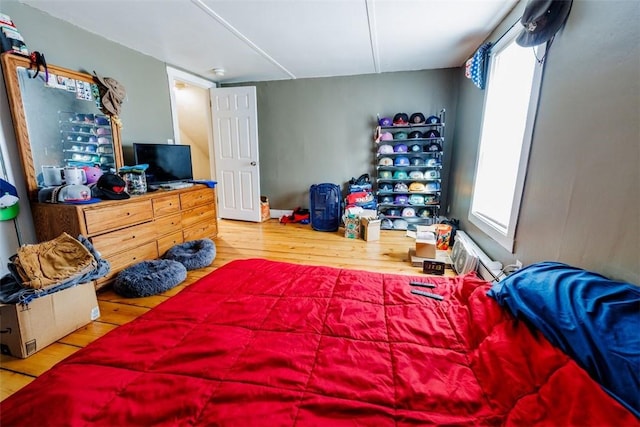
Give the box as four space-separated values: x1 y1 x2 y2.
250 161 257 166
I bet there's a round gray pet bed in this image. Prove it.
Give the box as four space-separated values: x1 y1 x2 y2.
164 238 216 271
114 259 187 298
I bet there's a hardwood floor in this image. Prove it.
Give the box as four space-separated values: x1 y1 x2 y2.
0 218 454 401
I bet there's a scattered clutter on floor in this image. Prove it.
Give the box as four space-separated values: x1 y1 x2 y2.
280 207 310 224
260 195 270 222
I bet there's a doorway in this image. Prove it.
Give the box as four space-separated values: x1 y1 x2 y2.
167 67 262 222
166 67 216 181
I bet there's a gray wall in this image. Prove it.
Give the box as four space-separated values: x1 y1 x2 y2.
449 0 640 284
232 71 459 209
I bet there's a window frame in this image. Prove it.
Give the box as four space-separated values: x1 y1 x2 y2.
468 24 546 252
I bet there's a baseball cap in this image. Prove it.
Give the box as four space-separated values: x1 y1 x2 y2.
94 173 130 200
394 156 410 166
94 115 110 126
380 132 393 141
394 195 409 205
409 113 426 124
424 129 441 139
378 144 394 154
402 207 416 217
378 117 392 126
393 219 408 230
393 131 408 140
516 0 573 47
57 184 100 204
393 144 408 153
378 157 393 166
393 113 409 125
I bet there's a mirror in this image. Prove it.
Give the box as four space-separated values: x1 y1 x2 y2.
1 53 123 200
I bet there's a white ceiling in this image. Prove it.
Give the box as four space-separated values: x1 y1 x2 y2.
22 0 518 84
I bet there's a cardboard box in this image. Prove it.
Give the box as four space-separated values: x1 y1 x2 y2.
0 283 100 358
343 216 360 239
408 249 452 267
415 239 436 259
260 196 270 222
361 217 381 241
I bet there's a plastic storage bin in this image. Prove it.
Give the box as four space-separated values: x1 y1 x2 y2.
310 183 341 232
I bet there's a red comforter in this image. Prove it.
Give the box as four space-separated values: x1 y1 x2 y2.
1 259 636 426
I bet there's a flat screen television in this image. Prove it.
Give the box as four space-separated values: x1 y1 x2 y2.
133 143 193 185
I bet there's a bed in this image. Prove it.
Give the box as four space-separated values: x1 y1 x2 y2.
1 258 638 426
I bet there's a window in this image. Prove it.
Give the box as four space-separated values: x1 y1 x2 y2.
469 25 545 252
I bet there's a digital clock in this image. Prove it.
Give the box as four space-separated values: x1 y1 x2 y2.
423 260 445 275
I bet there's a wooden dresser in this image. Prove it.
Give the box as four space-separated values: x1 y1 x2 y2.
30 185 217 289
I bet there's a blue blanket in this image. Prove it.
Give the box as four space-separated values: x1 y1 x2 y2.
488 261 640 418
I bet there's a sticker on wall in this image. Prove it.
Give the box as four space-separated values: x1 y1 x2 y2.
44 73 79 94
75 81 93 101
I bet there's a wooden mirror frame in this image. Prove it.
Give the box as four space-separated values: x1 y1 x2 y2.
1 52 124 201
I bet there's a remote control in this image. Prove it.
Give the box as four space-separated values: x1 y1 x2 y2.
409 281 436 289
410 289 444 301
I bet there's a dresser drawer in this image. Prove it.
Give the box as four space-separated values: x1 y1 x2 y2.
183 220 218 241
84 200 153 235
157 231 184 257
96 240 159 286
153 195 180 217
180 188 214 210
91 221 157 257
154 213 182 236
181 204 216 228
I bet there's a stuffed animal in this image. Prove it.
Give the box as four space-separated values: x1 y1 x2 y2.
82 166 103 184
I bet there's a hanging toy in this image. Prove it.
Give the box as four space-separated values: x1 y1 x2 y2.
28 51 48 82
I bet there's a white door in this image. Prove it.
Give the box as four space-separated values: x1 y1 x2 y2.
210 86 261 222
